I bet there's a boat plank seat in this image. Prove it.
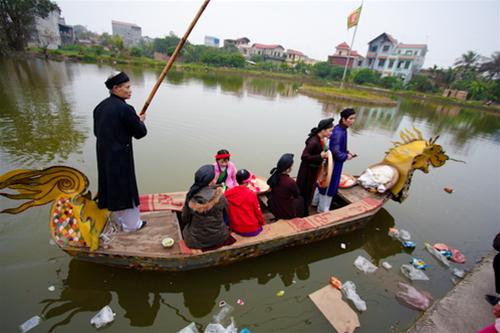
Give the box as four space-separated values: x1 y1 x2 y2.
101 210 183 257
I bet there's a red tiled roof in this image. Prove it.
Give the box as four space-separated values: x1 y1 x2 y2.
252 43 284 49
287 49 305 56
397 43 427 49
336 42 350 49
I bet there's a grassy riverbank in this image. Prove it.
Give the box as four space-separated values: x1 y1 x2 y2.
26 48 500 113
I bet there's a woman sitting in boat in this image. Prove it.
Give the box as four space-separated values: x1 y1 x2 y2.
296 118 334 216
225 169 266 236
182 165 236 250
213 149 238 190
266 153 305 219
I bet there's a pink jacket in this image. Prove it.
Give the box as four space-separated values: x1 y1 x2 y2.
213 161 238 189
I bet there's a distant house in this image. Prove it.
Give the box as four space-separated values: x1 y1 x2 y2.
328 42 364 68
224 37 251 57
204 36 220 47
286 49 307 64
112 20 142 47
364 33 427 83
58 17 74 46
250 43 285 62
28 7 62 49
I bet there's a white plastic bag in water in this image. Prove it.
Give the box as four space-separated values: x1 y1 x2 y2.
401 264 429 281
341 281 367 312
353 255 378 273
425 243 450 267
213 304 234 324
178 322 200 333
204 317 237 333
90 305 115 328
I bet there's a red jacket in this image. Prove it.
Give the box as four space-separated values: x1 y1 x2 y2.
224 185 265 233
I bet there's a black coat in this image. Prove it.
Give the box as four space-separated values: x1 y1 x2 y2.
93 94 147 211
296 135 324 213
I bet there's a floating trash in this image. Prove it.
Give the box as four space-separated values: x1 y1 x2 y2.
452 268 465 278
381 261 392 270
341 281 367 312
354 255 378 273
276 290 285 297
410 257 429 270
236 298 245 306
48 285 55 292
177 322 199 333
402 241 416 248
443 187 454 193
219 300 227 308
90 305 115 328
19 315 41 333
329 276 342 290
401 264 429 281
395 282 433 311
340 243 346 249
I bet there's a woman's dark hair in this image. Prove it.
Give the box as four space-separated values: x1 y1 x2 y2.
216 149 229 156
236 169 251 185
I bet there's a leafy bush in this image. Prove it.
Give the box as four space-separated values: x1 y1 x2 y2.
351 68 381 85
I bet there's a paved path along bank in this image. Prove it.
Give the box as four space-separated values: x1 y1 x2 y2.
407 252 497 333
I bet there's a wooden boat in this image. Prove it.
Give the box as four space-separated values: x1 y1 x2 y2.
0 128 449 271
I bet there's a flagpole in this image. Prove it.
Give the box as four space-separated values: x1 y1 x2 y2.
340 2 363 89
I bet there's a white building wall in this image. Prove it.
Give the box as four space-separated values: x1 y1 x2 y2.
28 10 62 49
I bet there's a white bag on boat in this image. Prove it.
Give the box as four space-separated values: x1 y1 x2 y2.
358 165 397 193
354 255 378 273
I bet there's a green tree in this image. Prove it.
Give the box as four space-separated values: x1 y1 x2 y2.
380 76 403 90
312 62 331 78
0 0 59 51
350 68 380 85
407 75 435 93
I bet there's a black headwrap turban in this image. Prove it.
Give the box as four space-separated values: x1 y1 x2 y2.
340 108 356 120
267 153 294 188
186 164 215 201
307 117 334 140
105 72 130 89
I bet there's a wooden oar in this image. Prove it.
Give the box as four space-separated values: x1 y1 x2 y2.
140 0 211 115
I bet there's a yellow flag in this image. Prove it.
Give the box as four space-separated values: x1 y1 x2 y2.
347 6 362 29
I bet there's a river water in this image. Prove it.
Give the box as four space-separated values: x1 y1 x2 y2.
0 58 499 332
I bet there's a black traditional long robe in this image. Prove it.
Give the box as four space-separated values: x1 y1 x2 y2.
296 135 324 215
93 94 147 211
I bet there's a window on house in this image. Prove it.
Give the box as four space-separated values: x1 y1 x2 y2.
414 50 418 56
358 60 363 66
405 50 412 55
404 61 411 69
388 59 395 68
397 61 403 69
368 58 374 66
370 45 378 52
382 45 390 52
378 59 386 67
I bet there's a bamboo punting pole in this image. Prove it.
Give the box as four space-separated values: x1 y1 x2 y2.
140 0 211 115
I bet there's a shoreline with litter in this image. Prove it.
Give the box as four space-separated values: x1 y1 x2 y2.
407 252 496 333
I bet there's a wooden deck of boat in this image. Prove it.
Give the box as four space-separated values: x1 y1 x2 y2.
98 185 386 258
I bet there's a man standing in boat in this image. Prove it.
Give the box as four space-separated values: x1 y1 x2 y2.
93 71 148 232
316 108 357 212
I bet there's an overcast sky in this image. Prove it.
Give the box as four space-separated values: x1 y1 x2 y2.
55 0 499 68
